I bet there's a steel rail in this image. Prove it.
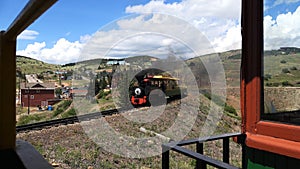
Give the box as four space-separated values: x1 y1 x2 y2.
16 108 119 133
16 95 182 133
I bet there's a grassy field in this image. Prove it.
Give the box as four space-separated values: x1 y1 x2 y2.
16 100 75 126
264 53 300 86
264 53 300 75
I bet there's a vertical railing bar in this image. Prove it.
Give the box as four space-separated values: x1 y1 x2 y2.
241 141 246 169
162 145 170 169
223 138 230 164
196 142 207 169
240 134 247 169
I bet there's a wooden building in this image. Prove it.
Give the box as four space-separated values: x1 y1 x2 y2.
20 82 55 107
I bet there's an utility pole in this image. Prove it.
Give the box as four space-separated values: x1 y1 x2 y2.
24 73 30 114
27 86 30 115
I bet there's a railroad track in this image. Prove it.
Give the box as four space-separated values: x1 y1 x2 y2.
16 108 119 133
16 97 183 133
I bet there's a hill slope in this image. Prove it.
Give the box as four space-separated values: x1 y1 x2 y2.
16 55 61 75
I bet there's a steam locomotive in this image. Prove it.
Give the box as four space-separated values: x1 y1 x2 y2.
130 72 185 106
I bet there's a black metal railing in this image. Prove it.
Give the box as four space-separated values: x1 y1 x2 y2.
162 133 245 169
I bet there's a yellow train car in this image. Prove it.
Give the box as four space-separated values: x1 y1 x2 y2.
130 72 186 106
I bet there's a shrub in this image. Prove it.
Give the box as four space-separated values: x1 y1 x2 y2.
189 62 195 66
224 104 237 116
264 74 272 81
282 68 290 74
266 82 280 87
290 66 298 70
282 81 293 87
280 60 287 64
203 92 211 100
228 54 241 59
266 83 272 87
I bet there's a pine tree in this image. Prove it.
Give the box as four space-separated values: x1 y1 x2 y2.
94 78 100 95
101 76 107 90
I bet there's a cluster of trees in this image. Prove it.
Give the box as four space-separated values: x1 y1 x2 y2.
86 70 113 100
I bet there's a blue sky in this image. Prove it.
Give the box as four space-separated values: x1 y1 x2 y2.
264 0 300 50
1 0 159 49
265 0 300 17
1 0 299 64
1 0 181 50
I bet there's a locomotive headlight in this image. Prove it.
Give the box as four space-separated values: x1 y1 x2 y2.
134 88 142 95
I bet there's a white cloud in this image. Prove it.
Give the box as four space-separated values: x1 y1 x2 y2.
80 13 214 61
80 34 91 43
264 6 300 50
79 0 299 62
212 24 241 52
17 37 87 64
17 42 46 55
125 0 240 19
124 0 242 53
17 30 39 40
79 0 242 61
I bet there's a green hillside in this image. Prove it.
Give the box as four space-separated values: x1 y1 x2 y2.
264 52 300 87
186 49 242 87
16 55 61 75
186 48 300 87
